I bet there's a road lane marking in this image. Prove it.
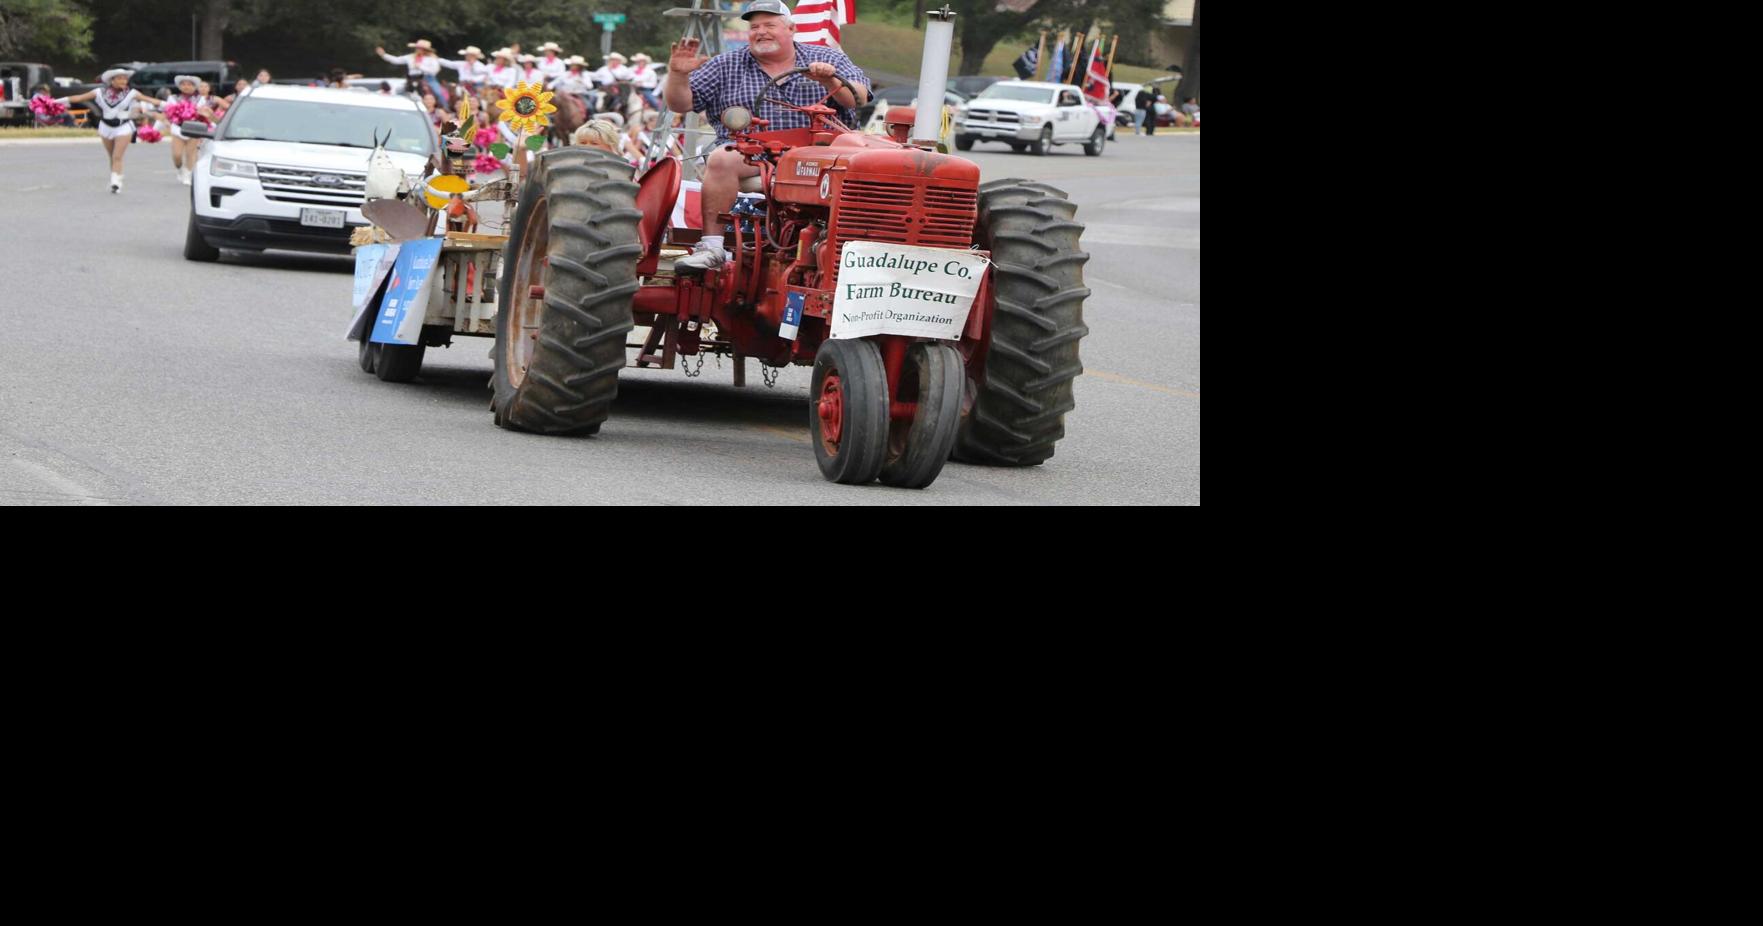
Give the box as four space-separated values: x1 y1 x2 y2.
8 458 114 506
1085 369 1200 398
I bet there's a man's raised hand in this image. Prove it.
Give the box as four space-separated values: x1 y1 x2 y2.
670 39 708 76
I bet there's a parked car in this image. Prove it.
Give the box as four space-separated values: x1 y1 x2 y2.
111 60 242 99
952 80 1106 156
182 85 437 260
1 62 56 125
1113 77 1184 128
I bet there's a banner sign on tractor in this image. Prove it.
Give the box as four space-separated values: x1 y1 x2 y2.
371 238 444 346
830 241 988 341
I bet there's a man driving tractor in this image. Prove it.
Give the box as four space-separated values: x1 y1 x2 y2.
664 0 870 273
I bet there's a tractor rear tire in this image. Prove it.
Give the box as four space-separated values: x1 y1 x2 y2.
811 338 889 485
879 341 964 489
492 146 641 435
954 178 1090 467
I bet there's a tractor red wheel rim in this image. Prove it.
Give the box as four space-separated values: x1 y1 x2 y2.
817 371 844 453
506 196 549 389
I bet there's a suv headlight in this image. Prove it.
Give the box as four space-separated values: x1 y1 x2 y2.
211 157 257 179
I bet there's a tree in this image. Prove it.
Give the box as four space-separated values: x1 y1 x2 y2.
950 0 1042 77
0 0 95 61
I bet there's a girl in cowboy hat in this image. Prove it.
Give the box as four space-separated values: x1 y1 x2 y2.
537 42 568 87
439 46 489 96
377 39 450 106
55 68 165 193
515 53 544 88
160 75 218 186
629 52 660 110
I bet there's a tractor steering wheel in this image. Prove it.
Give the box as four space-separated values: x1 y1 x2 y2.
753 67 857 122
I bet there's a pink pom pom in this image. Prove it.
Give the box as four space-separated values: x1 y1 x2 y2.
471 154 502 175
163 99 198 125
473 128 498 150
137 124 163 144
29 95 68 118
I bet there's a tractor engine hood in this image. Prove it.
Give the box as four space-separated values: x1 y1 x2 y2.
770 136 980 209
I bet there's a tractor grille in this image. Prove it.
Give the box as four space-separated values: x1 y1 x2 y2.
834 178 977 255
259 165 367 207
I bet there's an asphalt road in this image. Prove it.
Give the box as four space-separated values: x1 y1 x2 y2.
0 130 1198 505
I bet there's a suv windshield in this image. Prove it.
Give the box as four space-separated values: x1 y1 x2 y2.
222 97 432 154
977 85 1055 104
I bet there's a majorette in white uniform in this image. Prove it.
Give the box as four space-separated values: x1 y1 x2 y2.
55 68 164 192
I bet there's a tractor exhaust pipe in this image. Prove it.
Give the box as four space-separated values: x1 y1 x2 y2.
912 5 957 146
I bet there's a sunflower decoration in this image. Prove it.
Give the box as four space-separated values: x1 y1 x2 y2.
496 82 556 135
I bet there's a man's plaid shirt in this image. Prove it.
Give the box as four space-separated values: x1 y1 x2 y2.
687 43 870 146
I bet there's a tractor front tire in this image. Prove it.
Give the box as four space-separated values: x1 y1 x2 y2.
878 341 964 489
955 178 1090 466
811 338 889 485
492 146 641 435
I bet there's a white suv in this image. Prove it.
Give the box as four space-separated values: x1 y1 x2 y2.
952 80 1105 157
182 85 435 260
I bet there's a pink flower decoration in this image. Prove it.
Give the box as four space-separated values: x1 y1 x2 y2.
473 128 498 150
137 124 163 143
471 154 503 175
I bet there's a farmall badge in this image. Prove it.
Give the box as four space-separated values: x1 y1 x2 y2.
819 174 831 199
796 161 821 177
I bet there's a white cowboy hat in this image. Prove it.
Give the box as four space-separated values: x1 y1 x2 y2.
174 75 201 87
491 48 514 60
458 46 484 57
99 68 134 83
605 52 627 61
407 39 436 51
631 53 653 63
541 42 563 53
566 55 588 67
518 54 538 63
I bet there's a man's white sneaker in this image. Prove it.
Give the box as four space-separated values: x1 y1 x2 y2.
673 244 728 275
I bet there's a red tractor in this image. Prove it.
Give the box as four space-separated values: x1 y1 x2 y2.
490 69 1088 489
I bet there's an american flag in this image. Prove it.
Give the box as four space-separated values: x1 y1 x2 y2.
793 0 857 48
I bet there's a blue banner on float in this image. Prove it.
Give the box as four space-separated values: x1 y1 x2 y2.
371 238 444 346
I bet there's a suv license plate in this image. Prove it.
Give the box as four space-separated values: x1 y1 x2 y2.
301 209 345 229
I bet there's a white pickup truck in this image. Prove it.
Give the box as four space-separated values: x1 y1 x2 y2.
951 80 1106 157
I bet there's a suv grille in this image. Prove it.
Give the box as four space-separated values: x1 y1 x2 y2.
258 165 367 207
